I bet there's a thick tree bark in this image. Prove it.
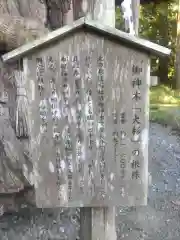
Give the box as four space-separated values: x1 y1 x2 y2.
0 0 48 215
175 0 180 89
44 0 73 30
158 2 169 85
0 0 76 216
0 0 48 51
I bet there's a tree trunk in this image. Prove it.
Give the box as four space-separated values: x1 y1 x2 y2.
158 2 169 85
75 0 115 27
0 0 48 215
131 0 140 35
44 0 74 30
120 0 140 35
175 0 180 88
72 1 117 239
159 56 169 85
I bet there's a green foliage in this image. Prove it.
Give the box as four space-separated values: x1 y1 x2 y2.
150 84 180 126
115 6 125 31
150 85 180 105
116 1 178 84
139 1 177 82
115 3 180 125
149 106 180 127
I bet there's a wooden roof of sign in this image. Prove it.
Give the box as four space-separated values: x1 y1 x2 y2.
2 17 170 63
115 0 169 4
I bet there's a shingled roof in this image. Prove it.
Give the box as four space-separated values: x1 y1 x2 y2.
115 0 169 5
2 17 170 63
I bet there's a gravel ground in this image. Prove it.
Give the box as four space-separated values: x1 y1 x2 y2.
117 123 180 240
0 123 180 240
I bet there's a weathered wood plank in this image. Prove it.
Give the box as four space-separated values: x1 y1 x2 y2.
80 207 117 240
80 207 92 240
78 2 117 238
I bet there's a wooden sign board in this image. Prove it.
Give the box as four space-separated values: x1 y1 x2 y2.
21 29 149 207
4 19 168 208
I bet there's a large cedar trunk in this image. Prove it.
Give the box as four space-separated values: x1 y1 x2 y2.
157 2 169 85
0 0 48 215
175 0 180 89
0 0 48 51
0 0 77 216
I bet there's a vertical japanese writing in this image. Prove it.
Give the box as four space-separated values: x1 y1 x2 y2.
36 57 47 133
47 57 60 143
60 55 73 200
49 77 61 121
97 55 106 184
120 153 126 179
131 64 143 180
47 56 63 199
47 56 56 71
85 55 95 195
72 56 84 194
112 108 118 164
36 57 45 96
55 149 66 201
119 109 127 179
131 149 140 180
85 56 94 150
39 99 48 133
61 55 70 114
87 89 94 148
119 110 127 147
63 126 73 200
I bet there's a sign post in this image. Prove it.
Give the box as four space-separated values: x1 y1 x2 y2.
2 2 170 240
78 1 117 239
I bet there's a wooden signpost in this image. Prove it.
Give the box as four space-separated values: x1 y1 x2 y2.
2 1 170 239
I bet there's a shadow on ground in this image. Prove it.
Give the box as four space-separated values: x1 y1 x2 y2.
1 123 180 240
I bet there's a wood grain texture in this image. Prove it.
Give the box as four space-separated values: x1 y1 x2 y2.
80 207 117 240
80 207 92 240
22 30 149 208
